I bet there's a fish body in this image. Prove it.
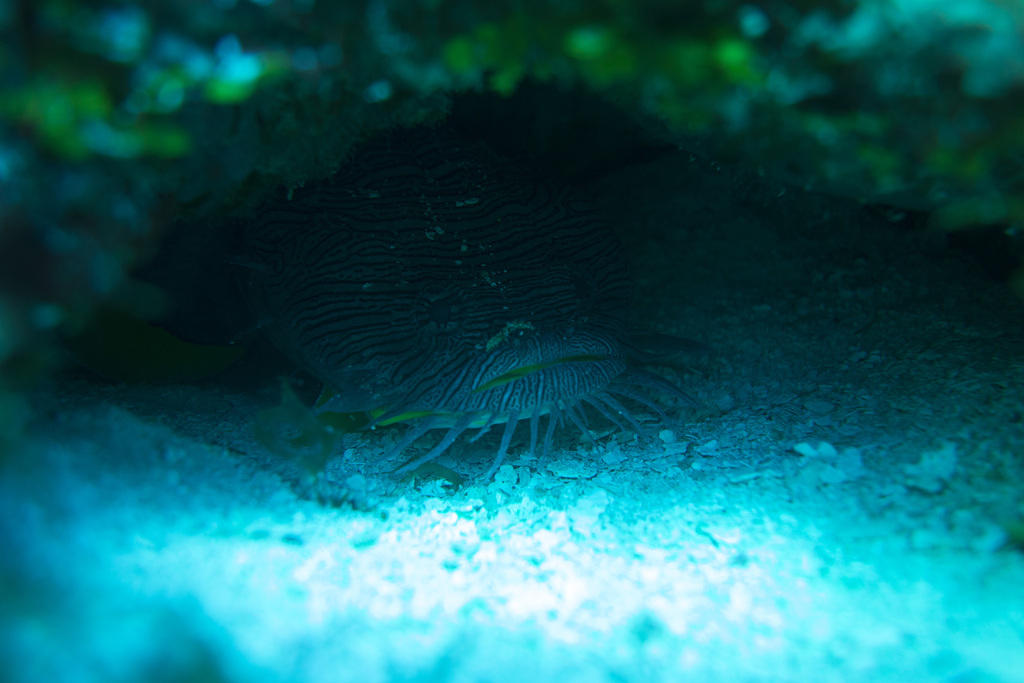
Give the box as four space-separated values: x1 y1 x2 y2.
242 126 653 476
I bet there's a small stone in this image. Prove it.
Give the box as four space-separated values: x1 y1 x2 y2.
817 464 848 485
904 442 957 493
816 441 838 459
546 459 598 479
792 440 837 458
836 447 865 479
697 439 719 456
345 473 367 493
713 393 736 411
601 446 626 465
793 441 817 457
516 467 532 487
492 464 517 487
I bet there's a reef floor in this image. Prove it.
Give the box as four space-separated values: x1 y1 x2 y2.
4 150 1024 682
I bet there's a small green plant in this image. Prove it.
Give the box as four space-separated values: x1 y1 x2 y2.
253 379 368 475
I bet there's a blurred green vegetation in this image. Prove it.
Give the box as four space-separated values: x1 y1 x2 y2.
432 1 1023 234
2 0 1021 203
0 76 191 159
253 379 369 476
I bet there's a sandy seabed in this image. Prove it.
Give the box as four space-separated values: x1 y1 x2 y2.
3 150 1023 683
